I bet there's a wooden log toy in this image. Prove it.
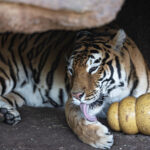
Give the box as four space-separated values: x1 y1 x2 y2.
107 93 150 135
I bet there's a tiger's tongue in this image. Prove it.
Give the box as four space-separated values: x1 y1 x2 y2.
80 103 97 122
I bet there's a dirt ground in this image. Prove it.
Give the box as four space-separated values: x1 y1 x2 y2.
0 0 150 150
1 107 150 150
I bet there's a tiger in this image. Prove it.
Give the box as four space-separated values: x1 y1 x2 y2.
0 24 149 149
65 25 150 149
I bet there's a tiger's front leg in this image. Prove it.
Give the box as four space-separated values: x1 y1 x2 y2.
65 97 114 149
0 92 25 125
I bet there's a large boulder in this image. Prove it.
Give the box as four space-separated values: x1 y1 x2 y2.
0 0 124 33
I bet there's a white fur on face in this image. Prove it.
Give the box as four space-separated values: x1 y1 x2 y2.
86 53 102 74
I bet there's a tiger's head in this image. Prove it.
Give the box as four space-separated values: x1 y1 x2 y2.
67 27 127 121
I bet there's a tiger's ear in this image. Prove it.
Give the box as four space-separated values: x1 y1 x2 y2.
112 29 126 51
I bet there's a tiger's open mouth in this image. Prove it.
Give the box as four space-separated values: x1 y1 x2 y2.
79 96 104 122
80 103 97 122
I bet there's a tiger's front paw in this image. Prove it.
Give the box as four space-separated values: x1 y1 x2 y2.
0 108 21 125
74 119 114 149
65 100 114 149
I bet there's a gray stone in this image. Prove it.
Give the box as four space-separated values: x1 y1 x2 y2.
0 0 124 33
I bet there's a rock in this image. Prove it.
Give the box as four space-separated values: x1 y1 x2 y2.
0 0 124 33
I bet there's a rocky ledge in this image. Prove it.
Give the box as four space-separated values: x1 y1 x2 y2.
0 0 124 33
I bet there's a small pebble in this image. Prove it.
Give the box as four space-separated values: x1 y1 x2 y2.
58 147 65 150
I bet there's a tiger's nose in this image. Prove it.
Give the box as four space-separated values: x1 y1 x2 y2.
71 92 84 100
